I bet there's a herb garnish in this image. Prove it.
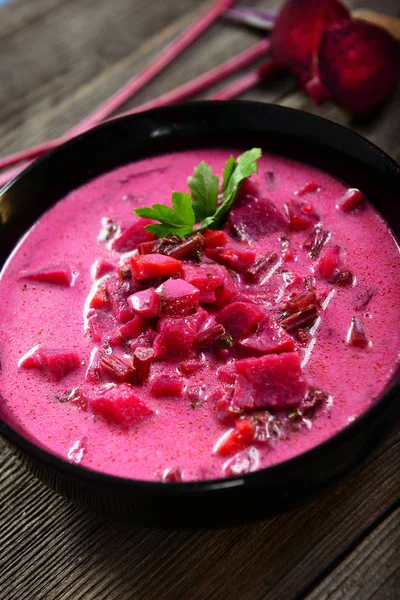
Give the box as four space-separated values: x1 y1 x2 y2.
134 148 262 238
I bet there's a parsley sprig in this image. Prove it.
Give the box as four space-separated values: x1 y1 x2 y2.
134 148 262 238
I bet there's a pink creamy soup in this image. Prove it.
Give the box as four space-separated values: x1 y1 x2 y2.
1 149 400 482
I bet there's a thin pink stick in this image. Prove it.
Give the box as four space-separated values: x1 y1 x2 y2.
210 61 278 100
0 38 269 174
0 0 237 182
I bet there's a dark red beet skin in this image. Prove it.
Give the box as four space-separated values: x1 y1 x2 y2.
318 19 400 112
271 0 350 84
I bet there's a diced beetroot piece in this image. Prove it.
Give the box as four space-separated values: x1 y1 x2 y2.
284 290 317 314
270 0 350 84
19 264 73 286
213 418 256 456
155 279 200 317
178 360 204 376
217 364 236 385
128 288 160 319
287 200 320 231
246 252 280 284
90 384 153 428
162 468 182 482
195 324 225 349
116 263 132 281
236 177 260 202
318 19 400 112
39 349 80 381
151 374 184 398
133 347 154 383
90 285 110 310
228 197 287 242
294 181 320 196
223 447 260 477
163 233 204 260
183 263 225 304
203 229 229 248
119 316 148 341
137 240 155 255
216 302 265 340
232 352 307 410
92 259 115 279
18 346 44 369
154 313 201 359
304 228 330 258
111 218 155 253
215 396 243 424
338 188 366 212
131 254 182 280
88 311 118 343
205 247 256 273
99 354 137 384
317 245 341 279
105 276 135 323
348 316 369 348
240 316 295 354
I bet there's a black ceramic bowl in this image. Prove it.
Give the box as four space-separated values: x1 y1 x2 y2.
1 102 399 528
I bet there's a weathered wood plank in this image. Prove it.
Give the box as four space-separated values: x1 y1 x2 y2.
0 430 399 600
305 504 400 600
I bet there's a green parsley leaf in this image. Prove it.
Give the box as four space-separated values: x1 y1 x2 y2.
135 192 195 238
188 161 219 222
134 148 262 238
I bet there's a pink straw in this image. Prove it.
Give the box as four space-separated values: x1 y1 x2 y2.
0 0 237 182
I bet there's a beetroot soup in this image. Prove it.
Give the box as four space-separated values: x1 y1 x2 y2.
1 149 399 481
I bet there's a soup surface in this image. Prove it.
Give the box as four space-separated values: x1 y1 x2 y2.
1 149 399 481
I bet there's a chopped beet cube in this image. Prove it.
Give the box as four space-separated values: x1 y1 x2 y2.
338 188 366 212
287 199 320 231
105 276 135 323
232 352 306 410
128 329 157 353
222 447 260 477
156 278 200 317
183 263 225 303
163 233 204 260
205 247 256 273
99 354 137 384
246 252 280 284
151 374 184 397
236 177 260 202
90 384 153 428
216 302 265 340
19 347 80 380
88 311 118 343
217 364 236 384
119 316 148 341
294 181 320 196
239 316 295 354
111 218 155 253
131 254 182 280
228 197 287 241
213 418 256 456
317 245 341 279
116 263 132 281
128 288 160 319
195 324 225 349
162 467 182 482
348 316 369 348
304 229 330 258
137 240 155 255
92 259 116 279
90 285 110 310
133 347 154 383
154 313 201 359
203 229 229 248
19 264 73 286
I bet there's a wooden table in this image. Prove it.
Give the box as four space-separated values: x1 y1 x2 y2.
1 1 399 598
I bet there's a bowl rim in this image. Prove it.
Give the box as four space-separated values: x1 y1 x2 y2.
1 99 400 494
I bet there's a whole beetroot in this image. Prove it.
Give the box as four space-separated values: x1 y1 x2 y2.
318 18 400 111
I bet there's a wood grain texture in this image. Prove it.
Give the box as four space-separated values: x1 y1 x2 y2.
0 0 399 598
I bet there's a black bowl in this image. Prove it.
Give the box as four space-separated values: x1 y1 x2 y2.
1 101 399 528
